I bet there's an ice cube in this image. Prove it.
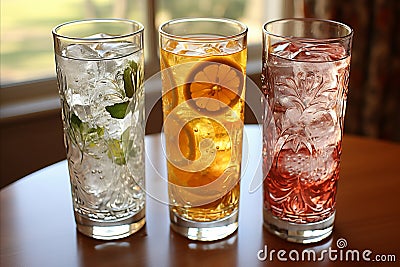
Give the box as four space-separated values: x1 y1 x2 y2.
91 79 123 107
225 40 239 49
272 41 347 62
272 41 302 59
203 44 221 54
59 53 102 92
273 42 291 53
96 42 138 59
63 43 101 60
79 149 114 195
72 103 91 123
165 40 179 51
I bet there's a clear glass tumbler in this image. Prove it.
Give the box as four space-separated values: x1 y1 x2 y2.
262 18 353 243
159 18 247 241
52 19 146 240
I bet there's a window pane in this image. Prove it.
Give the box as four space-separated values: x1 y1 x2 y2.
155 0 291 46
1 0 146 85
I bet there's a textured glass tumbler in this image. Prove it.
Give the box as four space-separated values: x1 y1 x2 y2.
53 19 146 240
261 18 353 243
159 18 247 241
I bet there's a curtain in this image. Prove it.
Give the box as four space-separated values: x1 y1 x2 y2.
302 0 400 142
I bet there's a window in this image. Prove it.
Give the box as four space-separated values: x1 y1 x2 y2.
1 0 147 85
1 0 296 119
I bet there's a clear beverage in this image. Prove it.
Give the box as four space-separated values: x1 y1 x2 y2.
263 41 350 223
159 18 247 241
53 20 146 240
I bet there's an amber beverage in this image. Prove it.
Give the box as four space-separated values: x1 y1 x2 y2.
159 18 247 241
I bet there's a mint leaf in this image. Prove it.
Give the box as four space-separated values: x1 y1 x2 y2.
105 101 129 119
123 60 139 98
124 67 135 98
70 113 82 128
107 139 126 165
129 60 138 73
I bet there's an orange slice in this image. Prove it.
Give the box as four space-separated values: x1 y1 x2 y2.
184 57 244 114
178 122 196 161
164 114 197 162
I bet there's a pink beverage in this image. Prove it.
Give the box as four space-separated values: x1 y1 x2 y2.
262 18 353 244
263 41 350 222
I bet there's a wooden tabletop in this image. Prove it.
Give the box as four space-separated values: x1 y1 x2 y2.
1 125 399 267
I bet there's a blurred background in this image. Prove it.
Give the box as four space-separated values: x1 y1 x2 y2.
1 0 399 187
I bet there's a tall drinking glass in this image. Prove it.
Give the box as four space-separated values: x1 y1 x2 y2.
159 18 247 241
53 19 145 240
262 18 353 243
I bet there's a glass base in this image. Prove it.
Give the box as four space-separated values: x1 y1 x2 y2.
75 209 145 240
170 209 238 241
263 209 335 244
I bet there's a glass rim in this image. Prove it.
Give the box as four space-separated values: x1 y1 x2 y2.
52 18 144 41
263 18 353 42
159 17 248 42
